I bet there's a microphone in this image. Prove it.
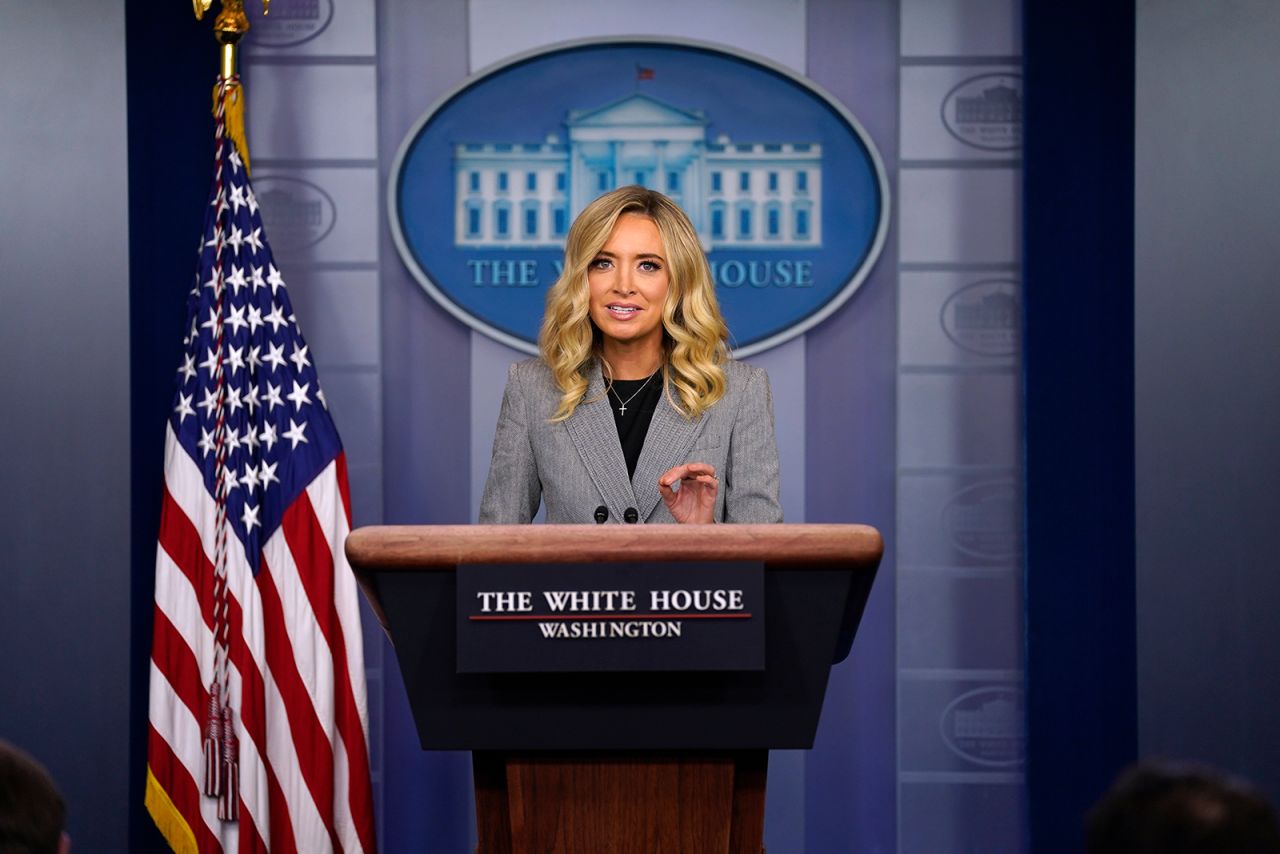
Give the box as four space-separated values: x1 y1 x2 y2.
594 505 609 524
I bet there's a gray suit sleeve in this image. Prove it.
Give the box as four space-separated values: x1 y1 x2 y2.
478 363 542 523
723 366 784 523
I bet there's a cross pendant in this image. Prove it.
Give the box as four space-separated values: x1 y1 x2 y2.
618 404 627 416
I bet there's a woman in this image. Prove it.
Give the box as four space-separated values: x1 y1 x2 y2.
479 185 782 525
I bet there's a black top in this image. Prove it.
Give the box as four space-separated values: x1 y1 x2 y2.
606 371 663 479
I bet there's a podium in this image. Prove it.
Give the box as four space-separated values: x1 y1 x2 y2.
346 524 882 854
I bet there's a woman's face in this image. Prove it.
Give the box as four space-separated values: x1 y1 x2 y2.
587 213 670 357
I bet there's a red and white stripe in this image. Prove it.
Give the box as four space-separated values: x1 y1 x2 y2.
148 425 376 853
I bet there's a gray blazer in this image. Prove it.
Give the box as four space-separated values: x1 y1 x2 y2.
479 358 782 524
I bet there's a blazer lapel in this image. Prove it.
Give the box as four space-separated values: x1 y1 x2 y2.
631 380 707 521
563 364 637 521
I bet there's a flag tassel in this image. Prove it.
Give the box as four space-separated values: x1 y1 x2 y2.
202 682 224 797
218 702 240 821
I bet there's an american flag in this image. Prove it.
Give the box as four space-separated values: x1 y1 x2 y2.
146 81 376 853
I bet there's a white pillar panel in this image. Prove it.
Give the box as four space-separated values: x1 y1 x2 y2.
901 0 1021 57
899 168 1022 265
246 65 379 160
898 372 1019 469
468 0 806 73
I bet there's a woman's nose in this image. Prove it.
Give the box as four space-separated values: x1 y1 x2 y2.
614 267 635 294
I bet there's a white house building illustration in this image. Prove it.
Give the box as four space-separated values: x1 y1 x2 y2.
953 83 1022 125
453 94 823 249
953 697 1020 741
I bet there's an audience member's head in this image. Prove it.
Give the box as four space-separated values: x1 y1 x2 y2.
1087 760 1280 854
0 740 68 854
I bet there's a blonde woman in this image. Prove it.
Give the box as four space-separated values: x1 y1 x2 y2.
479 186 782 525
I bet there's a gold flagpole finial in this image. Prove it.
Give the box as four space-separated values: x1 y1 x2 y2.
190 0 270 78
212 0 250 79
195 0 266 173
192 0 267 24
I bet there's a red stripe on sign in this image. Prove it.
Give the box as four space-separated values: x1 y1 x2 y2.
469 612 754 621
148 725 223 853
254 557 342 852
282 488 377 852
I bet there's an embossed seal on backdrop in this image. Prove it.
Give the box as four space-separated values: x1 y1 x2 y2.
941 278 1020 357
942 480 1020 562
389 38 890 356
940 686 1025 767
244 0 334 48
941 73 1023 152
253 176 337 253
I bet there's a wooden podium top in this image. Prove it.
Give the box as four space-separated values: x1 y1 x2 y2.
345 523 884 570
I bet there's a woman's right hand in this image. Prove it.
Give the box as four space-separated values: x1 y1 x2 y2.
658 463 718 524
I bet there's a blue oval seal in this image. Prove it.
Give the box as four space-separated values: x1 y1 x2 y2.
389 38 889 356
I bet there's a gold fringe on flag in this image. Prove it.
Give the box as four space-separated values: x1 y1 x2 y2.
145 767 199 854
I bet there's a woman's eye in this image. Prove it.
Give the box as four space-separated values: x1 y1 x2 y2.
639 261 662 272
588 258 612 270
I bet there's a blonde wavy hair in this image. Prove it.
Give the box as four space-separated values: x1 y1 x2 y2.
540 185 729 422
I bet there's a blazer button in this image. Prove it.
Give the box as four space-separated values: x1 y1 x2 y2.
593 505 609 524
623 507 639 524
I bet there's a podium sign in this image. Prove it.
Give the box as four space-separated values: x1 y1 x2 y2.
457 561 764 673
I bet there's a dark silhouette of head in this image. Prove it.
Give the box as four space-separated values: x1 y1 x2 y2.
0 740 67 854
1087 760 1280 854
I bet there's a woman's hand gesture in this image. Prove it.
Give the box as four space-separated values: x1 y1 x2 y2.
658 463 718 524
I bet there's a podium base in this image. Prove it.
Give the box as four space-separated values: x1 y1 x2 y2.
473 750 767 854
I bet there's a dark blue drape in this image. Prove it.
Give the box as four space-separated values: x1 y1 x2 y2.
1023 3 1137 851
